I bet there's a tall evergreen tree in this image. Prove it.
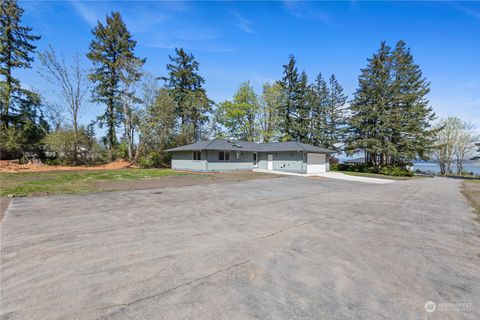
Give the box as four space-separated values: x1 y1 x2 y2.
325 74 347 149
390 40 435 164
279 55 297 141
310 73 330 146
87 11 144 150
347 42 392 164
310 73 347 149
0 0 40 127
279 55 300 141
0 0 47 160
294 71 311 143
347 41 435 165
163 48 211 144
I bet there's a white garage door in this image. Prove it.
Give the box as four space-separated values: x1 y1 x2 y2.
307 153 326 173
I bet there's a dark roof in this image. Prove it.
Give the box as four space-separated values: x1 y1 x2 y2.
344 157 366 164
166 139 335 154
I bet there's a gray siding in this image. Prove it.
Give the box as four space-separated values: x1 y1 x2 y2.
205 150 254 171
271 151 305 173
171 150 207 171
257 152 268 169
255 151 306 172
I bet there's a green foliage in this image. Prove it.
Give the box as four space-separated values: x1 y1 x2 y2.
215 81 259 141
334 163 413 177
162 48 211 143
278 55 310 142
329 163 340 171
379 166 413 177
0 91 47 159
310 73 347 149
139 88 177 152
0 0 46 160
42 128 104 165
0 0 41 126
87 11 145 150
346 40 436 165
259 82 284 142
113 141 129 160
138 151 168 168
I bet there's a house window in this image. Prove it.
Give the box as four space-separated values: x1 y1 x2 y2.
219 151 230 161
192 150 201 160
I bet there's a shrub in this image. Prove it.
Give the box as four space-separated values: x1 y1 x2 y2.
337 163 413 177
42 128 105 165
330 163 340 171
138 151 168 168
380 166 413 177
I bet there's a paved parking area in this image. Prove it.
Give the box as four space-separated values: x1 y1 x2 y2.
1 176 479 319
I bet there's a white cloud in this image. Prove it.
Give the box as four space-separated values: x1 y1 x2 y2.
68 1 191 31
450 2 480 20
69 0 101 27
68 1 230 53
282 0 330 23
231 12 254 34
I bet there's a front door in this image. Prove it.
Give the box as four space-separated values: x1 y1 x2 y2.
267 154 273 170
253 152 258 167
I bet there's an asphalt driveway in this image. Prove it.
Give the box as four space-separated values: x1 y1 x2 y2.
1 176 479 319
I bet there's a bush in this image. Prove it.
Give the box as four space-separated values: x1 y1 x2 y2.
379 166 413 177
336 163 413 177
42 128 105 165
330 163 340 171
138 151 169 168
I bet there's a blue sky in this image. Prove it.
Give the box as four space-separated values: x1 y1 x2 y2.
18 0 480 130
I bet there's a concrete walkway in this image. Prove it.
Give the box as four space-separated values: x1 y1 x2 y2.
254 169 395 184
314 171 395 184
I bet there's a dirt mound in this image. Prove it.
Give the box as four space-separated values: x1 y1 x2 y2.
0 159 131 173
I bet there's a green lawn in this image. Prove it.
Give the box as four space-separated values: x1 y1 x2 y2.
339 171 427 180
0 169 186 197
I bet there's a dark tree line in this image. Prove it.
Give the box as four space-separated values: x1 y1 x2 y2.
0 0 439 169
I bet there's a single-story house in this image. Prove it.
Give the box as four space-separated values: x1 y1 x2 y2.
166 139 335 173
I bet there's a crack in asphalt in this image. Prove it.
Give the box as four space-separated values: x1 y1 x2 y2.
255 219 317 240
94 259 251 318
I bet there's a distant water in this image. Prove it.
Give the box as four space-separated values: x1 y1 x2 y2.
413 162 480 175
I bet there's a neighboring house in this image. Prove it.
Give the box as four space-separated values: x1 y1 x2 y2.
166 139 335 173
343 157 366 165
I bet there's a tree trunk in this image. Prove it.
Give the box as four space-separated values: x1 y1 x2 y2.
73 111 78 165
3 28 13 128
456 157 463 175
107 96 116 151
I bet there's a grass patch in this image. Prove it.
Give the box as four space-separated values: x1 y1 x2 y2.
340 171 427 180
461 180 480 223
0 169 186 196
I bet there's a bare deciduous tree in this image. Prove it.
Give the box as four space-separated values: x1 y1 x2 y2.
454 121 477 174
38 45 90 163
432 117 478 175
